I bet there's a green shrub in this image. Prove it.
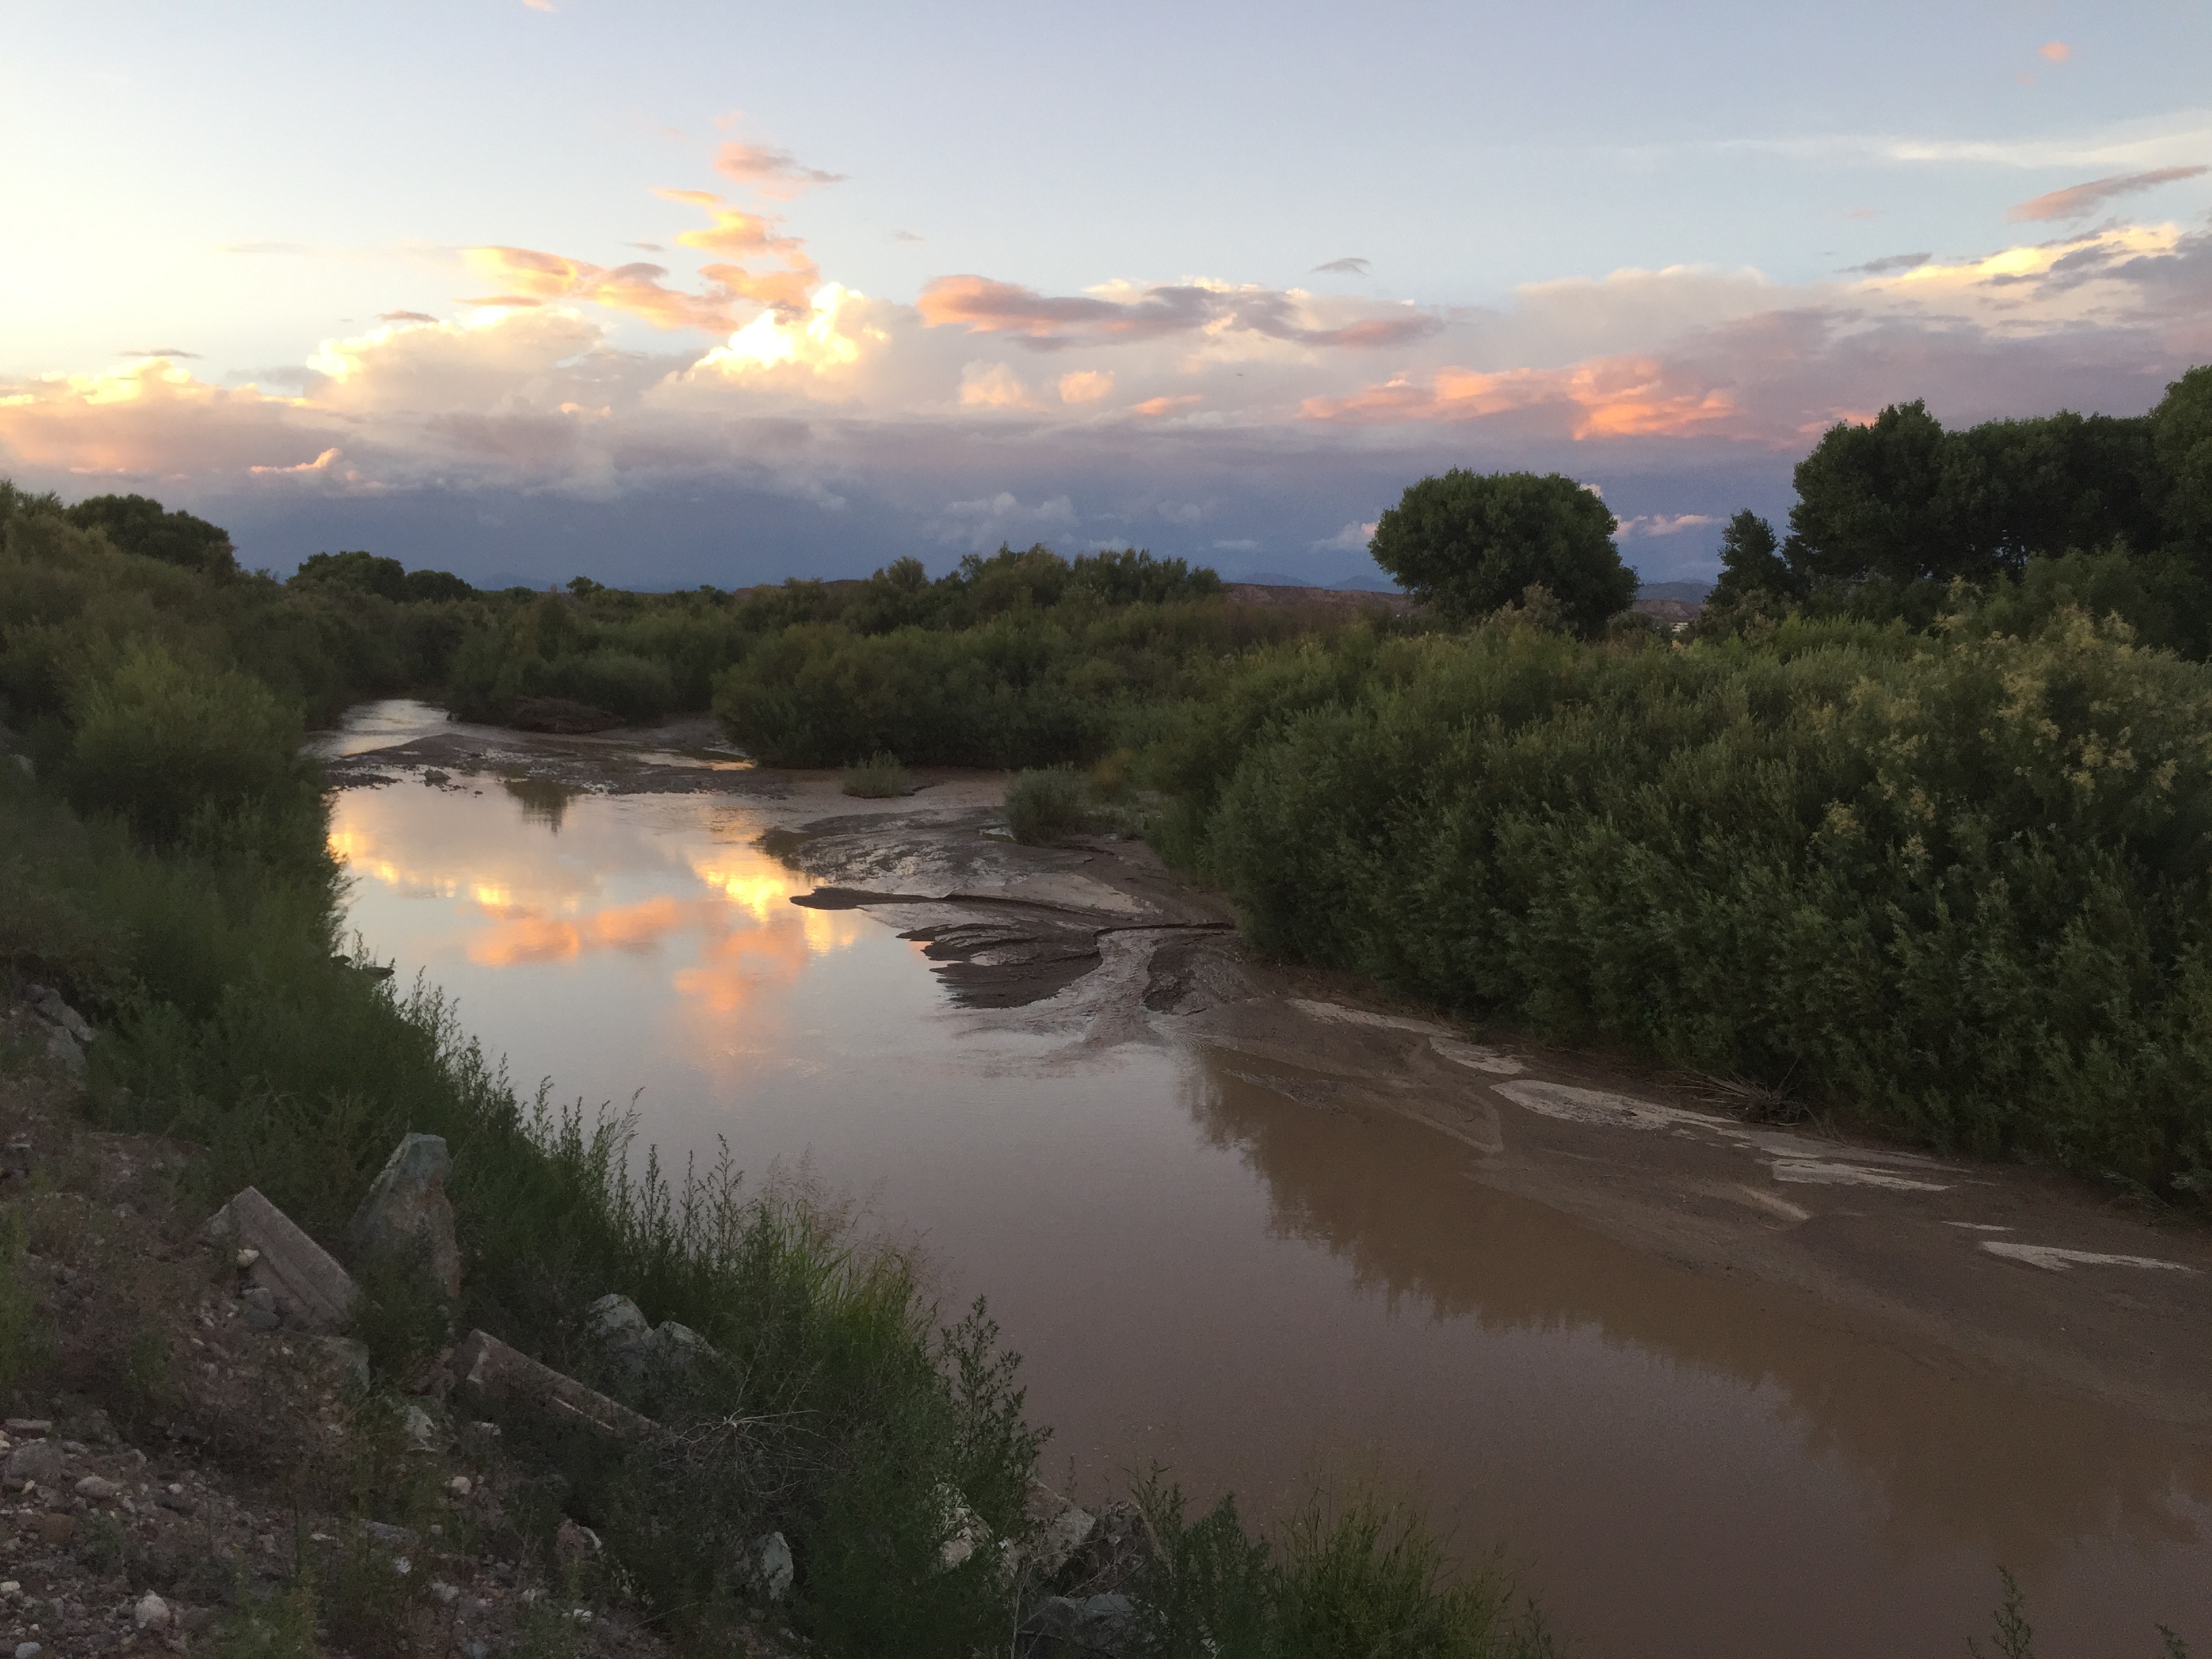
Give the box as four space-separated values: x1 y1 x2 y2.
65 647 310 848
1005 766 1088 843
842 752 913 797
539 650 676 724
0 1208 45 1400
1126 1477 1552 1659
1163 606 2212 1197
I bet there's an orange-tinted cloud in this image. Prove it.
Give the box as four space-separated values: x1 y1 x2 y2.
461 246 741 331
657 188 823 318
2039 41 2071 64
1303 354 1740 439
0 359 341 476
712 141 846 200
1058 370 1114 404
958 362 1040 409
2007 166 2208 224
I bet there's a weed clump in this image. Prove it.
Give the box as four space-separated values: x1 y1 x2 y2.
840 751 912 798
1126 1475 1555 1659
1006 766 1088 844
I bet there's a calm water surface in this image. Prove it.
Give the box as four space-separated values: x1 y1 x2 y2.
329 745 2212 1657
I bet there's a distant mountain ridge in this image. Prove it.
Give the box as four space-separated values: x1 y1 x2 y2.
1235 570 1401 593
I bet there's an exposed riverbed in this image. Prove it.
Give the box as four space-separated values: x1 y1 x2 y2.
321 701 2212 1657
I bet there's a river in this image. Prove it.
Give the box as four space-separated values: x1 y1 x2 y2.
324 703 2212 1656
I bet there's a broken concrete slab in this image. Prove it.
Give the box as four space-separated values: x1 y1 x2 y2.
202 1187 358 1333
348 1133 462 1300
449 1329 655 1439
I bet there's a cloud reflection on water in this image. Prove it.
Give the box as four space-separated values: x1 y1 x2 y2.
328 783 867 1046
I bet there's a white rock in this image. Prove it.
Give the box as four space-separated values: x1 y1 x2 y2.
16 1641 41 1658
447 1474 473 1497
74 1475 120 1500
745 1531 794 1602
134 1591 170 1629
583 1293 648 1343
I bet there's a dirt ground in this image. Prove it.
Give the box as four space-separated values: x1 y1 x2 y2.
327 717 2212 1452
0 1049 689 1659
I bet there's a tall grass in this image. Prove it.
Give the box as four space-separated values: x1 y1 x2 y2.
841 752 913 797
1006 766 1089 843
1128 1477 1555 1659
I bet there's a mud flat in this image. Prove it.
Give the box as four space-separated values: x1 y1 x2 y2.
323 702 2212 1658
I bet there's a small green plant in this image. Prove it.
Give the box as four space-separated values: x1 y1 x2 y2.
0 1207 44 1398
209 1583 320 1659
841 752 913 798
346 1241 453 1384
1965 1567 2190 1659
1005 766 1088 844
1126 1475 1551 1659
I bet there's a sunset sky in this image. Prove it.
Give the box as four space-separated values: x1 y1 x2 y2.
5 1 2209 588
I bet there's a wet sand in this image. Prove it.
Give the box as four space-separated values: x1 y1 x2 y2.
323 703 2212 1656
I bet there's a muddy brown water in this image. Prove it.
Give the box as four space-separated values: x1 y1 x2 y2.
327 712 2211 1656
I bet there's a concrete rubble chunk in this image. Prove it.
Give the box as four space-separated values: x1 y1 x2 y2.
202 1187 357 1333
1019 1592 1136 1656
2 1441 65 1490
450 1329 656 1439
744 1531 794 1603
583 1293 648 1343
348 1133 463 1301
1018 1481 1097 1582
554 1518 603 1573
25 987 91 1046
936 1483 988 1572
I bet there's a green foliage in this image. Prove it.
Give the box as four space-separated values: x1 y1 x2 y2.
1155 605 2212 1198
346 1240 454 1382
65 647 316 859
842 752 913 797
1004 766 1088 843
64 492 237 576
0 1207 44 1401
1710 510 1797 605
1369 469 1634 634
293 549 476 605
293 550 409 600
2156 365 2212 555
1127 1477 1551 1659
713 596 1361 769
1786 398 2171 588
537 649 676 723
1964 1566 2190 1659
209 1584 321 1659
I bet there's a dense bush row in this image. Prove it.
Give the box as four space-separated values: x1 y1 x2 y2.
1143 600 2212 1200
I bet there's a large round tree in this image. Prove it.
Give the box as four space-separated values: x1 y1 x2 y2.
1368 469 1635 632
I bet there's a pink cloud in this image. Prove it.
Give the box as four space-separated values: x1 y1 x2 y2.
2007 166 2208 224
712 142 846 200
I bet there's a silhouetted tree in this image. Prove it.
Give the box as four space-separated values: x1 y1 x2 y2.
2155 365 2212 557
1710 510 1799 603
1370 469 1633 634
63 493 236 577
